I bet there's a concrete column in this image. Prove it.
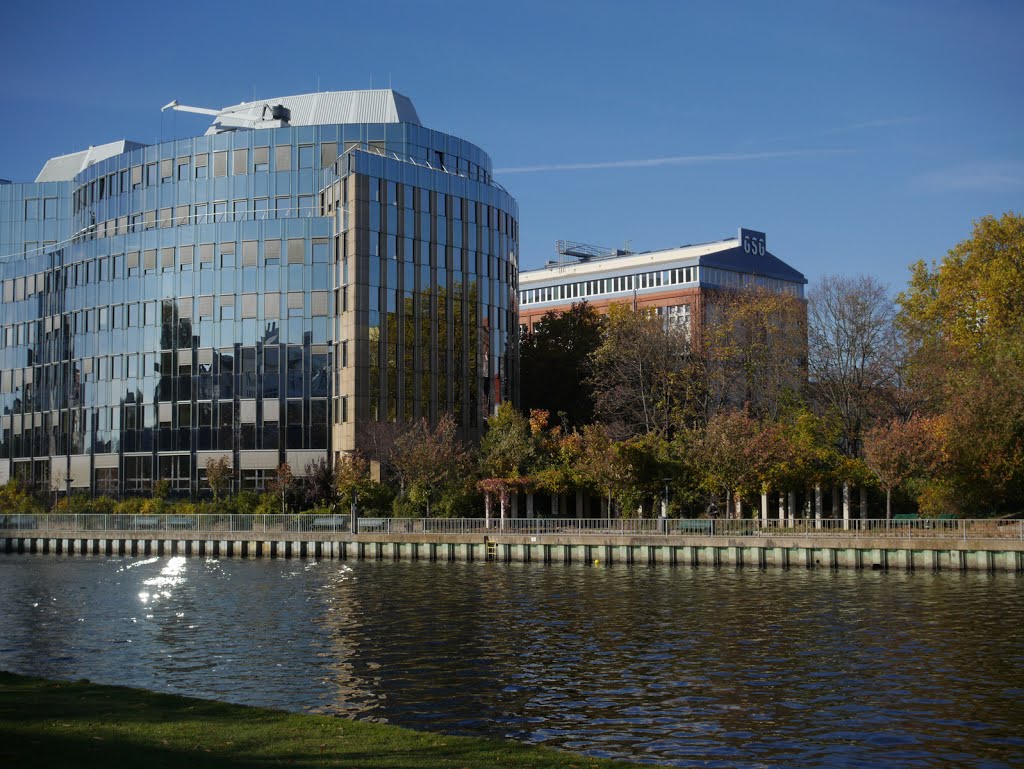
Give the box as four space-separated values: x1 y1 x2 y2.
761 491 768 525
814 484 823 525
788 491 796 526
499 492 508 522
842 483 851 530
484 492 492 528
526 493 534 519
778 492 785 522
576 489 584 520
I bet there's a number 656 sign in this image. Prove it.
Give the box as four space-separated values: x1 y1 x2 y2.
739 228 766 257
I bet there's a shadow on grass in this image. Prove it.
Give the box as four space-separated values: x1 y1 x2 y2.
1 672 647 769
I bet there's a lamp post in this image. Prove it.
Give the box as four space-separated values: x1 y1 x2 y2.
660 477 671 533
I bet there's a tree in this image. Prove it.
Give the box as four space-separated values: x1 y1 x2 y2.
807 274 904 457
898 213 1024 515
205 456 233 502
479 404 536 519
520 302 604 429
695 409 765 517
588 303 692 439
703 287 807 423
863 416 941 519
267 462 295 515
302 457 338 510
390 415 474 516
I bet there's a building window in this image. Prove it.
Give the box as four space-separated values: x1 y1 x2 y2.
254 146 269 172
195 154 208 178
298 145 314 169
42 198 57 220
213 151 227 177
24 199 38 220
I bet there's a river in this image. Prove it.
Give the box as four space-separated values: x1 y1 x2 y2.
0 555 1021 768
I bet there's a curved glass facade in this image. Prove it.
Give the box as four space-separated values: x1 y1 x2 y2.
0 94 518 495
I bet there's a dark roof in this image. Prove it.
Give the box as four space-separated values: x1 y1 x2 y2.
699 245 806 284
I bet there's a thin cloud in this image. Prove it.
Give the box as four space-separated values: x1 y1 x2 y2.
495 148 853 174
911 162 1024 192
751 115 925 147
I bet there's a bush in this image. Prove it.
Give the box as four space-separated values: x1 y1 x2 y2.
391 496 420 518
113 497 145 516
140 498 165 516
356 481 395 516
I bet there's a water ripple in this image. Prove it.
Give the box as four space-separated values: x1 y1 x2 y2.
0 557 1021 768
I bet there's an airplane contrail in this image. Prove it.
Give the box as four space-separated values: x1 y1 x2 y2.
494 148 854 174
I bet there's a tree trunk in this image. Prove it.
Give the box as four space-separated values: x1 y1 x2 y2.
886 488 892 521
734 493 742 519
788 490 796 526
778 492 785 522
761 491 768 526
484 492 492 529
814 484 823 524
842 482 851 530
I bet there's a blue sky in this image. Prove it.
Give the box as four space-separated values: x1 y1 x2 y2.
1 0 1020 292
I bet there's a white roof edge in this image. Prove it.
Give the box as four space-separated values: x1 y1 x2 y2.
35 139 146 183
207 89 421 133
520 239 737 283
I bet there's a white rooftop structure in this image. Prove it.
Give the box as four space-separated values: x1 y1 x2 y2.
35 139 147 183
206 89 421 134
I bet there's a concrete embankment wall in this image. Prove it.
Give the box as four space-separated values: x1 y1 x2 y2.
3 531 1023 572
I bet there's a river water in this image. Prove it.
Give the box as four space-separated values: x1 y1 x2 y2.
0 555 1021 768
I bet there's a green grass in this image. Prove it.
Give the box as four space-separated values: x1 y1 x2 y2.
0 671 653 769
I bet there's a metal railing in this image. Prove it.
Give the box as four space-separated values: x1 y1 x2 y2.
1 514 1022 541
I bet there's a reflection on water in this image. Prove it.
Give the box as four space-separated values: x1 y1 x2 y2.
0 556 1021 768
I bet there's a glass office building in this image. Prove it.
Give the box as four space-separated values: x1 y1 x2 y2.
0 90 519 495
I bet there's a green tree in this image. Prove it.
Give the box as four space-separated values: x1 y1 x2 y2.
479 403 536 518
520 302 603 428
898 212 1024 515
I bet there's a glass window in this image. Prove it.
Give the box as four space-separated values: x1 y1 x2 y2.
298 145 314 168
254 198 269 219
275 145 291 171
213 151 227 177
42 198 57 219
24 199 38 219
232 148 247 175
195 153 208 178
254 146 269 172
177 157 190 180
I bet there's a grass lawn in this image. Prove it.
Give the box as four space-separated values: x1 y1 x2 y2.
0 671 654 768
